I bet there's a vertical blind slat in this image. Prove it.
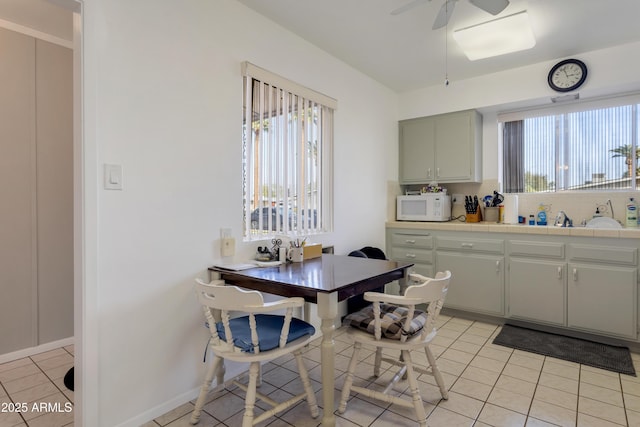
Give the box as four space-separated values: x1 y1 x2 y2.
243 72 334 239
504 103 638 192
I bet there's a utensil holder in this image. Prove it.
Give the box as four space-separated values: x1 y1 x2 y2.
466 210 482 223
484 207 499 223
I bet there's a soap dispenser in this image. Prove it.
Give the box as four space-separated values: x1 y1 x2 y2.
536 204 547 226
626 198 638 228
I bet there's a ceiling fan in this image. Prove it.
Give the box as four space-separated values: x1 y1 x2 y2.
391 0 510 29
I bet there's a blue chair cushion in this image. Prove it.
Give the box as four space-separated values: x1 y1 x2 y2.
344 303 428 340
215 314 315 353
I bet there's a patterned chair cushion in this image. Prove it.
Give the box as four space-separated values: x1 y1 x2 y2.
344 303 428 340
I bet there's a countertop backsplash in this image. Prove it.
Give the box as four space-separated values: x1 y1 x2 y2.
390 179 640 227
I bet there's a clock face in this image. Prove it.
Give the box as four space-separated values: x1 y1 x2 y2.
548 59 587 92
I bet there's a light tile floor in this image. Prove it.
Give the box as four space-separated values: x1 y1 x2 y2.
143 315 640 427
4 315 640 427
0 345 74 427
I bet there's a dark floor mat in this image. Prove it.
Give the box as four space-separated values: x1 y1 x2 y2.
493 324 635 376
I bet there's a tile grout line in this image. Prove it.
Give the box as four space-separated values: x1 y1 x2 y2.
0 376 29 426
451 321 508 425
434 319 501 420
620 371 631 427
528 355 553 426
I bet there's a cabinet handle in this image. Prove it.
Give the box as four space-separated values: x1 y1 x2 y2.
557 266 562 280
405 253 416 258
461 243 473 249
427 168 432 178
572 268 578 281
496 260 500 273
405 239 416 244
436 167 440 178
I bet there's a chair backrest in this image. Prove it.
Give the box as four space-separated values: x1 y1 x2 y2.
348 250 367 258
359 246 386 260
405 271 451 341
194 278 304 354
195 279 256 352
348 247 387 260
195 278 264 310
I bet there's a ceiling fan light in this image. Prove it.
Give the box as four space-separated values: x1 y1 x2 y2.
453 10 536 61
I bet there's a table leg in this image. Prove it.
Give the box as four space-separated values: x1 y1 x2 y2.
398 269 410 295
316 292 338 427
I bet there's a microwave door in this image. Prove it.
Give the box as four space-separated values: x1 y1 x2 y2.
402 199 428 220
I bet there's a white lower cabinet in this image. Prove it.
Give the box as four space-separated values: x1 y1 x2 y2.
509 258 565 326
387 229 434 279
434 233 505 317
437 252 504 316
567 243 638 339
507 239 566 326
387 226 640 343
568 263 637 339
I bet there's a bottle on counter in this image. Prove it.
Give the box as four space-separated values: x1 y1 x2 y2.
536 204 547 226
626 198 638 228
528 214 535 226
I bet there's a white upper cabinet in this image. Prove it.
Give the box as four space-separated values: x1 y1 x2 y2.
399 110 482 184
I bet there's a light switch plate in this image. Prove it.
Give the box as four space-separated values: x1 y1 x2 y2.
104 164 123 190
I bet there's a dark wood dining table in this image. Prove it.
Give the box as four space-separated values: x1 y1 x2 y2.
209 254 413 427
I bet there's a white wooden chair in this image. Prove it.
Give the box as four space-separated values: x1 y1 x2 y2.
338 271 452 427
190 278 319 427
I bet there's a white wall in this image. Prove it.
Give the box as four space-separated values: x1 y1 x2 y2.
400 39 640 182
81 0 397 425
79 1 640 424
397 41 640 223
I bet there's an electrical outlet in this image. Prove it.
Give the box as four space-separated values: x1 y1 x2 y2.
221 237 235 257
452 193 464 205
220 228 234 257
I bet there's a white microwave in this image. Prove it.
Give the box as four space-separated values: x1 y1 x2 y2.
397 194 451 222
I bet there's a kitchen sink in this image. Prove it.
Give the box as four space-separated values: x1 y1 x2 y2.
585 217 623 229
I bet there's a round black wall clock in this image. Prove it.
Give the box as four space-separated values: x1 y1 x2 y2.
548 59 588 92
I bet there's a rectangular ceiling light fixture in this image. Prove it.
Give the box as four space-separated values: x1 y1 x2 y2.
453 10 536 61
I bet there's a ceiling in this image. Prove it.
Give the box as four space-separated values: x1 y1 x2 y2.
236 0 640 92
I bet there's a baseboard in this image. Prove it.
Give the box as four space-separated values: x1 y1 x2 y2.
115 363 248 427
114 386 202 427
0 337 75 364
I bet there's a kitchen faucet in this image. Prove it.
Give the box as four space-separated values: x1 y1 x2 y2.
554 211 573 227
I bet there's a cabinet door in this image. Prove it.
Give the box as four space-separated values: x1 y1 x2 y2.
509 258 565 326
399 117 435 183
568 263 637 339
435 111 473 181
437 252 504 316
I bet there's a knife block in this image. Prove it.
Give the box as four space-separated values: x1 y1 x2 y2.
466 210 482 223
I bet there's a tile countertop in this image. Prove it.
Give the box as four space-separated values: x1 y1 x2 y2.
386 220 640 239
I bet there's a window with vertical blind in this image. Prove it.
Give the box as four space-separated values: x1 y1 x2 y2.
242 62 335 240
500 95 640 193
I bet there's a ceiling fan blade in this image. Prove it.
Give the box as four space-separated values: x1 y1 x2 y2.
469 0 509 15
390 0 430 16
432 0 457 29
